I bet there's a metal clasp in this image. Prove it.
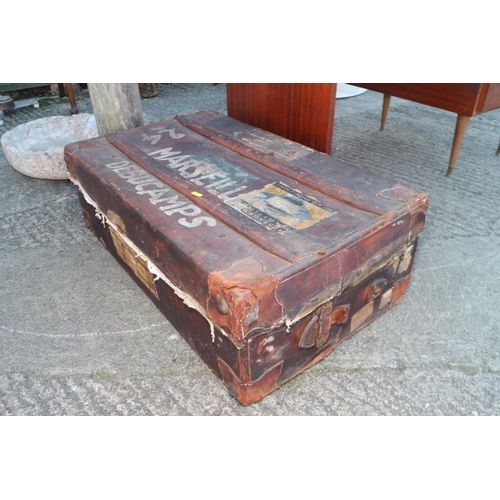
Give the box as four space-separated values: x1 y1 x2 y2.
298 303 350 350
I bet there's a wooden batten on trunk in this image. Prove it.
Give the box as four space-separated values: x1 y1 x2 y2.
88 83 145 136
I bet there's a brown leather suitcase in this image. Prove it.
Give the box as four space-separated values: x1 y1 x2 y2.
64 110 428 405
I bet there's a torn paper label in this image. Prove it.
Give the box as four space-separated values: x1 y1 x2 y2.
225 182 337 233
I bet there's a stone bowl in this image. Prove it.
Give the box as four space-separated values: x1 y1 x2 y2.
1 114 98 180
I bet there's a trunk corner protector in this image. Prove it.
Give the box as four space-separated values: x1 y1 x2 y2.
207 256 284 345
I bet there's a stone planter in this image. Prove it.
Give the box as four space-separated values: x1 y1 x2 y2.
1 114 98 180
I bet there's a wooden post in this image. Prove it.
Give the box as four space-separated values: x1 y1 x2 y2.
88 83 145 136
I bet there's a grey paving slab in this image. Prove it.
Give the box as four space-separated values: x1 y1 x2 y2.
1 84 499 415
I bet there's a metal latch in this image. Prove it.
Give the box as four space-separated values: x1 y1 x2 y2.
299 303 350 350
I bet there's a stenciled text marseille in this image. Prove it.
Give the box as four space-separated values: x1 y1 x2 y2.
104 146 249 228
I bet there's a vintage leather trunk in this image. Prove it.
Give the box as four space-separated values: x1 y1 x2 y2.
64 109 428 405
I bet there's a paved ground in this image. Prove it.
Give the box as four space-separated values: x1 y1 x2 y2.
1 83 499 415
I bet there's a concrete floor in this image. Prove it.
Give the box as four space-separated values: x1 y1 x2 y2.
1 83 499 415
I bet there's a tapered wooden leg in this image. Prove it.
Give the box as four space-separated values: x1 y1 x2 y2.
57 83 66 97
496 138 500 156
381 94 391 131
447 114 470 176
65 83 78 114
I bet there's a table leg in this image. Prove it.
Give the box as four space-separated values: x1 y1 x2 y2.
139 84 158 99
447 114 470 176
381 94 391 131
496 139 500 156
65 83 78 114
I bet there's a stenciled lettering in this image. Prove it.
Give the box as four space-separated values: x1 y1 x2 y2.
104 160 217 229
179 216 217 228
154 128 186 140
136 188 171 205
133 180 164 191
161 203 201 217
149 147 182 162
147 150 250 201
106 160 130 169
157 195 187 212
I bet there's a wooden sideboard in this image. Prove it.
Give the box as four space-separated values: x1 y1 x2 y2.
350 83 500 175
226 83 337 155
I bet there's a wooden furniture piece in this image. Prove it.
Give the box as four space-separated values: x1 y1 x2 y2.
0 83 79 115
57 84 78 114
138 84 158 99
350 83 500 176
226 83 337 155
